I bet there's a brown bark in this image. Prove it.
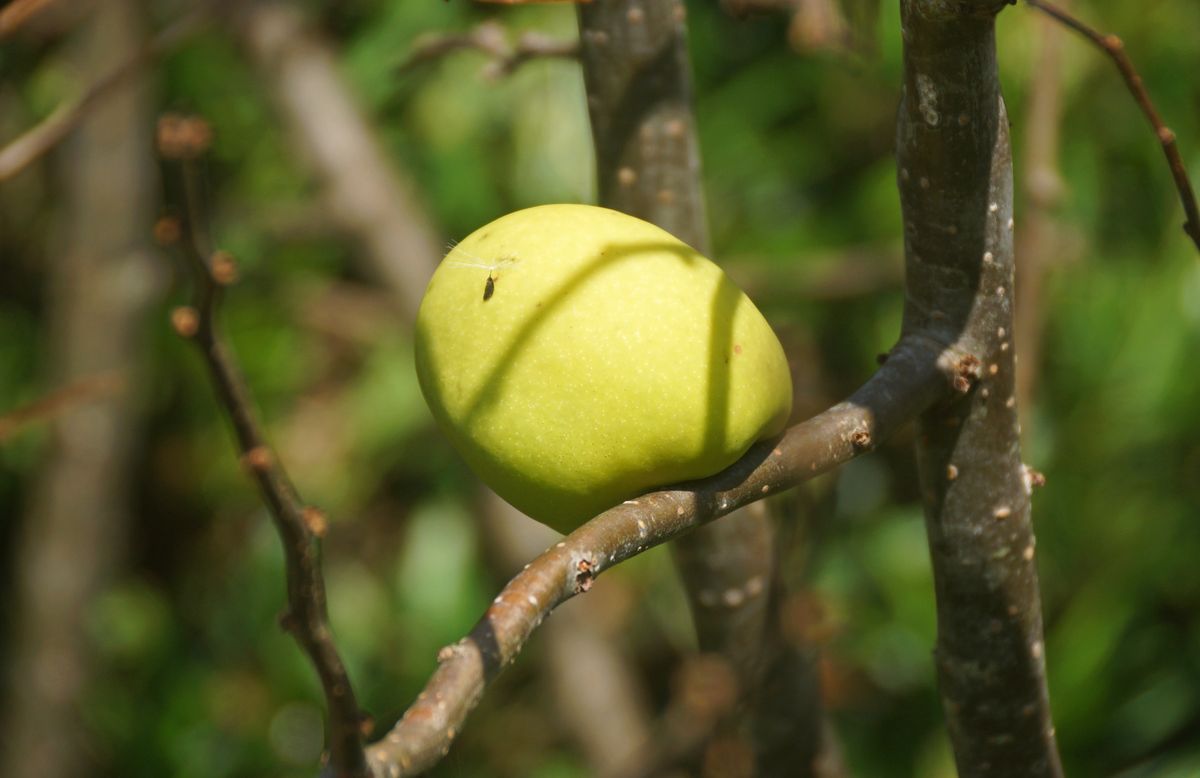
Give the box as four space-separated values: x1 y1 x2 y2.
480 491 653 776
171 153 370 776
896 2 1063 775
363 332 959 775
0 2 157 776
575 2 843 774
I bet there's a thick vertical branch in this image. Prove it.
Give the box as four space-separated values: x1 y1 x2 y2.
577 3 839 775
0 2 156 776
578 0 707 248
896 2 1063 776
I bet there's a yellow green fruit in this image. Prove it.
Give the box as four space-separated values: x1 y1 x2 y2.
414 204 792 533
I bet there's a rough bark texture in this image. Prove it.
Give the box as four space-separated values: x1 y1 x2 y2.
578 0 708 248
896 2 1063 776
0 2 157 776
576 3 840 774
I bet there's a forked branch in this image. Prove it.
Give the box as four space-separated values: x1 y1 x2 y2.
361 334 965 776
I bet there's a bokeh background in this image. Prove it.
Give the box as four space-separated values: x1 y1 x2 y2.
2 1 1199 776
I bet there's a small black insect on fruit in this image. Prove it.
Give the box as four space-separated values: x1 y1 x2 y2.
483 274 496 301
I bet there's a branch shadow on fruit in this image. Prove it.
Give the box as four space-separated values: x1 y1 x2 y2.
421 237 739 486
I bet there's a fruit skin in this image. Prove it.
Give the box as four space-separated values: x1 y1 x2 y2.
414 204 792 534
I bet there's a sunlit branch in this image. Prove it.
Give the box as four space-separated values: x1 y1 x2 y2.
362 333 965 776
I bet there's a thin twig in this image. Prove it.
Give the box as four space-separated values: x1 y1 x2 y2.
0 9 204 182
362 334 964 776
164 134 368 778
0 0 57 39
0 372 125 443
1026 0 1200 253
397 21 578 79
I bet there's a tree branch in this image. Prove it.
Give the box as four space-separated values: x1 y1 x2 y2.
362 333 962 776
479 491 653 776
575 2 829 772
0 0 57 39
897 2 1063 775
397 21 579 79
234 9 659 774
0 372 124 443
164 135 368 778
0 9 204 183
1025 0 1200 254
575 2 853 773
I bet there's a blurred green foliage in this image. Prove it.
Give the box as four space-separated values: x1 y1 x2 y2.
2 1 1199 776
